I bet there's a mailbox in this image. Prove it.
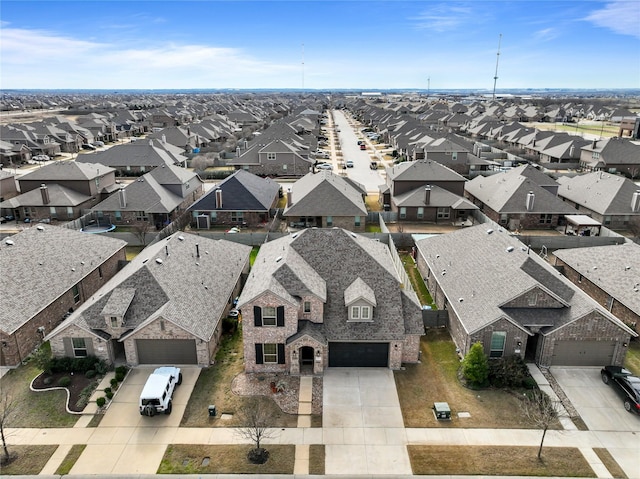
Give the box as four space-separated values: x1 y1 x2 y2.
433 402 451 420
208 405 217 417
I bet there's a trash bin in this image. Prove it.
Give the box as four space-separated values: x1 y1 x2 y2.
208 405 216 417
433 402 451 420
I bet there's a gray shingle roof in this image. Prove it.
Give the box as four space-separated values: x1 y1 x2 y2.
557 172 640 215
415 225 634 336
554 243 640 316
394 184 478 209
49 232 251 341
18 161 115 181
0 225 127 334
239 228 423 342
283 171 367 217
0 184 91 208
386 160 466 183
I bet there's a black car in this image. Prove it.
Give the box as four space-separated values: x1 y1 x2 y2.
601 365 640 414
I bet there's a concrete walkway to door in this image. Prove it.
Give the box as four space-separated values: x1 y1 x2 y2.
322 368 411 475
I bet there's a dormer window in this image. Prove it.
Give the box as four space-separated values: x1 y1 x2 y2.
267 152 276 160
344 277 376 323
110 316 119 328
350 305 371 321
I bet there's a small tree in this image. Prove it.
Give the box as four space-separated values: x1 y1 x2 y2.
132 221 152 246
0 390 17 465
462 342 489 387
236 398 278 464
521 390 564 459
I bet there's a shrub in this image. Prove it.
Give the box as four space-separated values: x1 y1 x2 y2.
95 360 108 375
31 344 52 372
115 372 125 382
488 355 532 388
115 365 127 376
43 376 53 386
96 397 106 408
461 342 489 387
110 378 118 388
58 376 72 387
523 376 538 389
105 391 114 400
85 370 96 379
104 387 112 395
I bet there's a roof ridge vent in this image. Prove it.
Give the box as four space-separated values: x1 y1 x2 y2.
155 258 163 264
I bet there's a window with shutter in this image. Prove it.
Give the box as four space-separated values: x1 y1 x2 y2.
255 344 264 364
253 306 262 326
276 306 285 327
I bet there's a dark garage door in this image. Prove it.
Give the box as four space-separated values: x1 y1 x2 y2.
329 342 389 367
551 340 616 366
136 339 198 364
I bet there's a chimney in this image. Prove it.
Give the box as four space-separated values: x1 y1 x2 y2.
148 139 153 146
526 191 535 211
196 243 200 258
244 140 248 149
161 134 166 144
215 188 223 209
236 146 241 157
40 184 49 205
118 186 127 208
286 189 292 207
424 185 431 205
632 190 640 213
569 144 575 157
592 139 597 149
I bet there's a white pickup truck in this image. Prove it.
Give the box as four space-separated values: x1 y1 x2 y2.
139 366 182 416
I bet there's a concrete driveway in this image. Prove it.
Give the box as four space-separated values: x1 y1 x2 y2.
551 366 640 477
70 366 200 475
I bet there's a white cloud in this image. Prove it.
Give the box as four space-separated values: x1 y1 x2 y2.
584 1 640 39
411 3 475 32
533 28 559 42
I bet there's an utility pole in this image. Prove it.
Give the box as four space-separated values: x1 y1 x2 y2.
492 34 502 100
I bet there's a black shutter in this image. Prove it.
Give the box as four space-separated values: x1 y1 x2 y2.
276 306 285 327
277 344 285 364
254 306 262 327
255 344 264 364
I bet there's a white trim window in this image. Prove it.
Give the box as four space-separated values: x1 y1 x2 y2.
490 331 506 358
72 337 88 357
349 305 371 321
437 207 450 219
267 152 277 160
263 343 277 363
262 306 277 326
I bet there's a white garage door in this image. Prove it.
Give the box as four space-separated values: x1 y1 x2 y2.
551 340 616 366
136 339 198 364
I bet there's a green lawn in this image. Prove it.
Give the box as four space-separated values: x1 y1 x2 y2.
399 252 435 307
624 340 640 376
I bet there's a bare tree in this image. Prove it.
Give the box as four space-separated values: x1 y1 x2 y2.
235 398 279 464
0 389 17 465
132 221 153 246
520 390 564 459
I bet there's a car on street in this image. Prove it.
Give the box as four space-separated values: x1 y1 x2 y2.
33 155 50 162
82 143 97 150
346 160 354 168
359 144 366 150
316 163 332 170
601 365 640 414
315 151 330 159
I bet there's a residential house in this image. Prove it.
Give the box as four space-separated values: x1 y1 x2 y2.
553 243 640 336
189 169 280 228
283 171 368 231
464 165 575 230
0 225 127 366
579 138 640 178
380 160 475 223
415 225 636 367
237 228 424 375
76 139 187 175
0 162 118 223
0 171 19 202
0 139 31 167
229 138 314 177
92 164 204 229
46 232 251 366
556 171 640 230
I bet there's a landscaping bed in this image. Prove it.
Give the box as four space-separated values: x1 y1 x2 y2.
31 371 98 412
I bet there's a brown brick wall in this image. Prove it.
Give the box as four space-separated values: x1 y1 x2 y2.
2 248 125 366
49 324 111 363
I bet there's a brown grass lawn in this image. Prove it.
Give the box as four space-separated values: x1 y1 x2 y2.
158 444 295 474
408 446 595 477
308 445 325 475
365 193 381 211
593 448 628 479
395 329 541 428
624 341 640 376
0 361 78 428
180 328 298 428
0 445 58 475
55 444 86 475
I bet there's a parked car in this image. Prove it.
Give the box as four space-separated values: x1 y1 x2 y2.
33 155 50 162
315 151 330 159
359 144 366 150
601 365 640 414
82 143 97 150
346 160 354 168
94 141 105 147
139 366 182 416
316 163 332 170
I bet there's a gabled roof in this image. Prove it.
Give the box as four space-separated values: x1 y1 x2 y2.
554 243 640 316
0 183 91 208
18 161 115 182
76 141 183 169
386 160 466 183
394 184 478 209
465 170 575 214
283 171 367 217
557 171 640 215
47 232 251 341
238 228 423 341
415 225 635 336
0 225 127 335
189 169 279 212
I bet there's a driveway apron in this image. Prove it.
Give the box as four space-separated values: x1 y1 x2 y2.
322 368 411 475
70 366 200 475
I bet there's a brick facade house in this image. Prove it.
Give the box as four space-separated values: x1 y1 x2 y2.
415 225 636 367
237 228 424 376
0 225 126 366
46 233 251 367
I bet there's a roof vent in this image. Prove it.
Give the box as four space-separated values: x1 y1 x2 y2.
487 229 493 235
178 235 185 241
36 225 45 231
506 246 514 253
4 239 14 246
155 258 163 264
458 298 464 302
291 233 298 238
275 256 283 262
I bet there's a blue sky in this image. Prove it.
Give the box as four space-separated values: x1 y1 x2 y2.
1 0 639 90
